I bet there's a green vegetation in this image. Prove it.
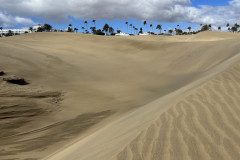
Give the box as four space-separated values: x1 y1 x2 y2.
36 24 53 32
2 20 240 38
103 24 110 35
168 29 173 35
201 24 210 31
0 27 2 37
156 24 162 34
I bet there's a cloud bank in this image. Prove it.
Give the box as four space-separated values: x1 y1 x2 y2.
0 12 35 27
0 0 240 27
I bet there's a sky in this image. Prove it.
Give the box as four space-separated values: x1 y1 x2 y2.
0 0 239 33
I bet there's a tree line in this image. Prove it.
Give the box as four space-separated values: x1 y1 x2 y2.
1 21 240 37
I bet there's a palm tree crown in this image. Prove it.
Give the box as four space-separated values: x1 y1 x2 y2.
0 27 3 37
156 24 162 34
103 24 110 35
150 24 153 33
143 21 148 32
92 20 96 28
187 26 191 33
29 27 33 32
208 24 212 30
130 24 133 34
74 28 78 33
125 21 128 34
85 21 88 31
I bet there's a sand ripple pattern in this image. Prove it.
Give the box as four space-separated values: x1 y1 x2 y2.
115 63 240 160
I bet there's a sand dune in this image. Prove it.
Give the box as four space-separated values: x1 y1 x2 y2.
1 31 240 160
45 51 240 160
115 62 240 160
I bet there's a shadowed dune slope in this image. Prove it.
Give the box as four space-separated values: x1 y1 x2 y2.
1 31 240 160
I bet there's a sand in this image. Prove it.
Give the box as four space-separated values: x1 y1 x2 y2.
1 31 240 160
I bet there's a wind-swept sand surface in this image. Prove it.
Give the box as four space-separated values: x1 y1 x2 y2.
114 61 240 160
1 31 240 160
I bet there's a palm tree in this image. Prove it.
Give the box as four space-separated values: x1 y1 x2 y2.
175 28 183 35
201 25 209 31
234 23 240 31
28 27 33 33
168 29 173 35
187 26 191 33
143 21 148 33
208 24 212 30
135 28 138 35
74 28 78 33
150 24 153 33
218 26 221 31
43 24 52 32
226 23 230 28
200 24 202 31
90 27 96 34
0 27 2 36
92 20 96 28
156 24 162 34
109 27 114 34
177 25 180 29
140 27 143 34
130 24 132 34
68 24 72 32
85 21 88 31
67 27 73 32
125 21 128 34
164 30 166 33
103 24 109 35
82 27 85 33
231 26 237 33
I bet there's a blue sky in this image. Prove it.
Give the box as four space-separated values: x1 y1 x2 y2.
47 19 198 34
191 0 229 7
0 0 238 33
47 0 229 33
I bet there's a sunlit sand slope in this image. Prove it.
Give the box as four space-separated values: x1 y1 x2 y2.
115 62 240 160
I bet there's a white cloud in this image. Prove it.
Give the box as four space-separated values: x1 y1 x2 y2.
0 0 240 27
0 12 36 27
0 0 192 23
